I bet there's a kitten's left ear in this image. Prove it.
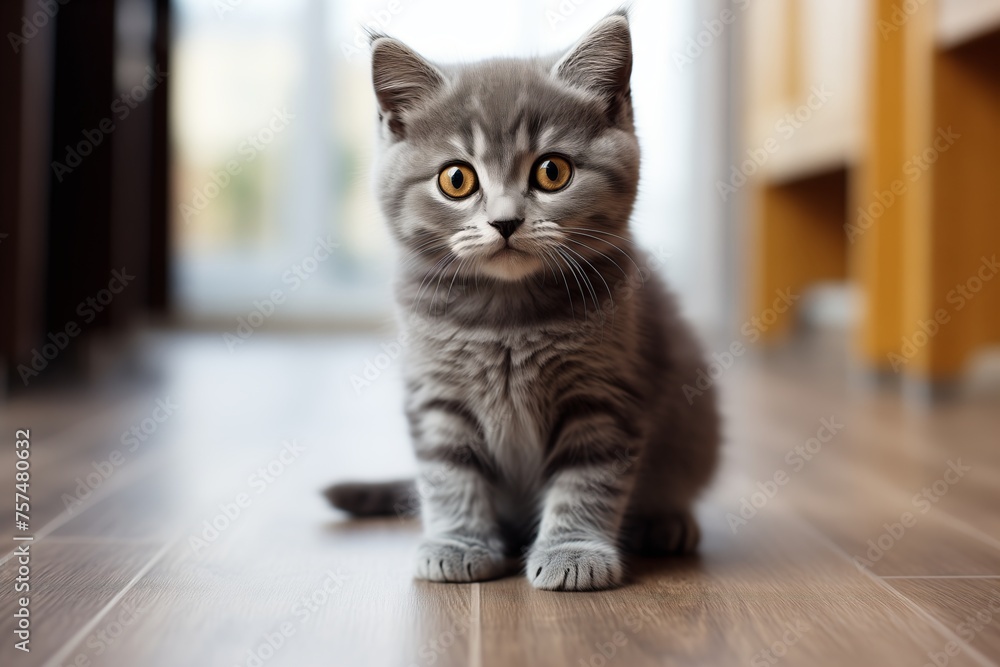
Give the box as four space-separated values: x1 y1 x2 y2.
553 12 633 123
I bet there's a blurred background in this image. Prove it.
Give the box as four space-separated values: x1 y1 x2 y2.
1 1 1000 666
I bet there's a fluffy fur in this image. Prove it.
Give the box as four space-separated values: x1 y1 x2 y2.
326 11 720 591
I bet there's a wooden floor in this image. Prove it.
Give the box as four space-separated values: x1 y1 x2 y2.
1 332 999 666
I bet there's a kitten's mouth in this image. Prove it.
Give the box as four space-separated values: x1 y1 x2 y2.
491 246 526 258
478 244 543 281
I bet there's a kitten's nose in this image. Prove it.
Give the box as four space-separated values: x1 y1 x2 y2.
489 218 524 240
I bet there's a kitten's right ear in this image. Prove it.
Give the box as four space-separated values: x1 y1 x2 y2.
552 12 633 124
371 37 445 139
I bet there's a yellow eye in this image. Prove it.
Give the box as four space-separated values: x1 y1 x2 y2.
533 155 573 192
438 163 478 199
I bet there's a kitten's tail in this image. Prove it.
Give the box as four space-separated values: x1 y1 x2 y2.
323 479 418 517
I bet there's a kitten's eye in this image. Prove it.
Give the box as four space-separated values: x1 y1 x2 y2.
532 155 573 192
438 163 478 199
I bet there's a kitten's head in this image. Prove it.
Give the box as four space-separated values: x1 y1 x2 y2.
371 12 639 283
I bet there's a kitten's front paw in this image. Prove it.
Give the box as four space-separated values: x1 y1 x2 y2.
528 540 623 591
415 536 506 583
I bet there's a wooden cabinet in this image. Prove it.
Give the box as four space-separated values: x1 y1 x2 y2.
743 0 1000 390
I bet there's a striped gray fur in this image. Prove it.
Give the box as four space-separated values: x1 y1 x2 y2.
326 10 720 591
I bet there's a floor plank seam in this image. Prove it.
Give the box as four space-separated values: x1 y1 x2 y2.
470 582 482 667
40 532 183 667
36 535 171 546
0 456 159 565
880 575 1000 580
790 513 1000 667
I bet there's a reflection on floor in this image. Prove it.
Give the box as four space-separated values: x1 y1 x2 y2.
1 331 999 667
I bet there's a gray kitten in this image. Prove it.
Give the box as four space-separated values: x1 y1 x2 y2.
327 11 720 591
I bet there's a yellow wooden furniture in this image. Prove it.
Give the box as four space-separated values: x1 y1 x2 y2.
744 0 1000 387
